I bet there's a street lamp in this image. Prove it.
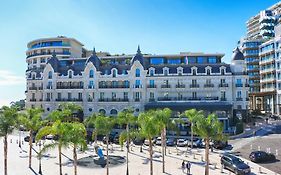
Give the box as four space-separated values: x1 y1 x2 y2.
38 141 42 175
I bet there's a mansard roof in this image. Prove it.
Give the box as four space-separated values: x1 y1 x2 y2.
232 47 244 61
85 47 101 70
46 52 60 72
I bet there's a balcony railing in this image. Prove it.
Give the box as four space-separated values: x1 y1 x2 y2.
219 83 229 87
236 97 243 101
98 98 129 102
235 84 243 87
56 86 84 89
88 86 95 89
220 98 227 101
29 87 37 90
204 84 214 88
26 51 71 58
88 98 94 102
30 99 36 102
149 98 155 102
161 84 171 88
46 98 51 101
190 84 199 88
244 84 250 87
147 85 157 88
55 98 83 102
176 84 185 88
157 97 219 101
98 85 129 89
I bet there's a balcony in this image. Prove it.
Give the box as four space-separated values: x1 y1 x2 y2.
55 98 83 102
220 98 227 101
30 99 36 102
149 98 155 102
190 84 199 88
88 85 95 89
204 84 214 88
235 84 243 87
219 83 229 87
46 98 51 102
56 86 84 89
147 85 157 88
88 98 94 102
244 84 250 87
98 98 129 102
161 84 171 88
157 97 219 101
99 85 129 89
26 51 71 58
46 86 53 89
176 84 185 88
236 97 243 101
135 98 140 102
29 87 37 90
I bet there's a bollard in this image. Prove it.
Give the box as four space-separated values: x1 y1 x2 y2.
250 144 253 150
220 165 223 173
259 167 262 173
185 152 188 157
169 149 171 154
131 146 133 152
201 155 203 162
258 146 261 151
10 139 12 143
213 163 217 169
193 154 196 159
276 149 278 156
16 140 18 144
268 148 271 153
22 141 24 145
111 144 113 153
229 171 231 175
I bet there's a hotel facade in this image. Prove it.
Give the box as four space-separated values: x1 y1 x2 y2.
25 36 249 132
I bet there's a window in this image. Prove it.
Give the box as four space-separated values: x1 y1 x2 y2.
168 59 181 64
187 57 196 64
122 70 127 75
124 80 130 88
135 68 140 77
99 109 106 115
47 81 52 89
112 81 118 88
123 92 128 100
178 69 182 76
110 109 118 115
135 80 141 88
192 92 197 98
100 92 104 100
135 92 141 101
67 93 72 100
150 57 164 64
112 92 116 100
78 93 82 101
221 91 226 99
69 71 72 78
149 69 154 76
89 81 94 88
149 80 155 87
192 79 197 85
164 69 168 76
57 93 61 100
192 69 196 75
208 57 217 64
206 79 211 84
48 71 52 79
236 79 242 84
89 70 94 78
237 91 242 98
113 69 117 77
150 92 154 99
197 57 207 64
206 69 211 75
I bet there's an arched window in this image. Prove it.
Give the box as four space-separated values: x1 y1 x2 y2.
149 69 154 76
113 69 117 77
192 69 196 75
164 69 168 76
110 109 118 115
99 109 106 115
221 68 225 75
135 68 140 77
48 71 52 79
69 71 72 78
89 70 94 78
206 69 211 75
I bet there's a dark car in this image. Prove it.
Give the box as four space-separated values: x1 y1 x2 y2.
166 138 176 146
213 140 228 149
189 139 204 148
133 138 145 145
24 136 35 143
249 151 276 163
102 134 115 144
221 154 251 175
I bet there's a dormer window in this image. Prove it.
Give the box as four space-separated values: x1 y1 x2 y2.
48 71 52 79
113 69 117 78
206 69 211 75
89 70 94 78
68 71 72 78
178 69 182 76
136 68 140 77
164 69 168 76
192 69 197 75
149 69 154 76
221 69 225 75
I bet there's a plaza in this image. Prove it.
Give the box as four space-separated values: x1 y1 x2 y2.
0 131 279 175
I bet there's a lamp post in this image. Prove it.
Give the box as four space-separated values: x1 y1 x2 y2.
38 141 42 175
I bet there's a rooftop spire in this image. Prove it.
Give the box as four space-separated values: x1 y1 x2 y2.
52 50 56 57
137 45 141 54
92 47 96 55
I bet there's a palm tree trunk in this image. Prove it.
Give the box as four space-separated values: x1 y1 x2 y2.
149 138 153 175
58 145 62 175
106 135 109 175
164 127 167 155
205 138 210 175
29 130 32 168
190 122 193 149
161 129 165 173
4 135 8 175
73 145 77 175
126 124 129 175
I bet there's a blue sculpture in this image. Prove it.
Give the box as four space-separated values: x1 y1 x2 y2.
95 145 104 160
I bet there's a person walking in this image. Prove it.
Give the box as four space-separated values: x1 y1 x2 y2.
181 160 185 173
186 161 191 175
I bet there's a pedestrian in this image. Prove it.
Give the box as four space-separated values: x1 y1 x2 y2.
186 161 191 175
181 160 185 172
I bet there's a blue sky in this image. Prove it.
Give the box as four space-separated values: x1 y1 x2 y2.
0 0 279 107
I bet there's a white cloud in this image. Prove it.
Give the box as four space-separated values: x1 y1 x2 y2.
0 99 12 108
0 70 25 86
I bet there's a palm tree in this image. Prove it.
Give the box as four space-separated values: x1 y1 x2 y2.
36 120 69 175
192 113 224 175
83 113 98 144
94 115 114 175
183 109 204 149
154 108 172 173
138 111 160 175
19 108 44 168
0 106 18 175
65 122 87 175
117 109 136 175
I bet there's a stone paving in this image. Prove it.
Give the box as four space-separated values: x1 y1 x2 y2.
0 132 279 175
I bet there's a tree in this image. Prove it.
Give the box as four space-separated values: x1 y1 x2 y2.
192 113 224 175
19 108 44 168
154 108 172 173
138 111 160 175
117 109 136 175
65 122 87 175
0 106 18 175
183 109 204 149
83 113 98 143
36 120 69 175
94 115 115 175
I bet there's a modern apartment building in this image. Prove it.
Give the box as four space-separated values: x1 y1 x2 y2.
239 1 281 114
25 37 249 132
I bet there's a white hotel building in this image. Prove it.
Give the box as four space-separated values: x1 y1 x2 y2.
25 36 249 132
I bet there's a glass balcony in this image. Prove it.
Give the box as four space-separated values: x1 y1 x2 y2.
26 51 71 58
190 84 199 88
161 84 171 88
236 97 243 101
147 85 157 88
176 84 185 88
235 84 243 87
204 84 214 88
56 85 84 89
219 83 229 87
98 98 129 102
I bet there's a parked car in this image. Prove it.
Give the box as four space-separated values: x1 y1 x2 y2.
213 140 228 149
188 139 204 148
24 136 35 143
166 138 176 146
155 137 162 146
249 151 276 163
102 134 115 144
177 139 188 147
144 139 156 146
133 138 144 145
221 154 251 175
